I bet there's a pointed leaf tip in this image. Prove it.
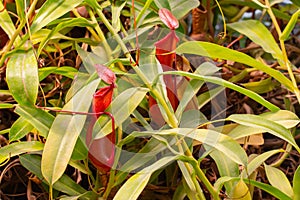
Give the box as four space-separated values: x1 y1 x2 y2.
158 8 179 30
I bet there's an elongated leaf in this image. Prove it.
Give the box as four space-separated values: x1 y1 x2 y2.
176 41 294 91
131 128 248 166
37 18 95 56
9 117 34 142
113 156 178 200
30 0 83 33
0 1 17 39
39 66 78 81
42 78 100 185
112 1 126 32
6 48 38 106
15 0 25 20
210 150 239 194
93 87 149 139
228 114 300 152
241 149 283 178
14 105 54 137
20 154 87 196
228 110 300 140
228 20 283 61
264 164 293 198
0 103 14 109
280 9 300 41
159 71 279 112
0 141 44 164
293 165 300 200
242 77 280 94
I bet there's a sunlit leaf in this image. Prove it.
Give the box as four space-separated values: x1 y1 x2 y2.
230 179 251 200
42 78 100 185
241 149 283 178
210 150 239 194
159 70 280 112
130 128 248 166
6 48 38 105
264 164 293 198
293 165 300 200
242 77 280 94
228 20 283 61
280 9 300 41
113 156 178 200
112 1 126 32
228 114 300 152
9 117 33 142
14 105 54 137
0 1 17 40
215 177 292 200
176 41 294 91
0 141 44 164
30 0 83 33
38 66 78 81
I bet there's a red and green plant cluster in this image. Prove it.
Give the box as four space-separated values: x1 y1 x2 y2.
0 0 300 199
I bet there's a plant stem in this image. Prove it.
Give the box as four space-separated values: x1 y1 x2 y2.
95 6 179 128
95 4 219 199
265 0 300 103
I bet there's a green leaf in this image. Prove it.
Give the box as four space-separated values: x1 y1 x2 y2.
15 0 25 21
20 154 87 196
264 164 294 198
210 150 239 194
14 105 54 137
37 18 95 56
6 48 39 105
0 141 44 164
41 78 100 185
241 149 283 178
112 1 126 32
9 117 34 142
242 77 280 94
0 103 14 109
159 70 280 112
280 9 300 41
176 41 294 91
39 66 78 81
230 179 251 200
30 0 83 33
228 20 283 61
293 165 300 200
93 87 149 139
0 1 17 40
131 128 248 166
113 156 178 200
228 114 300 152
228 110 300 140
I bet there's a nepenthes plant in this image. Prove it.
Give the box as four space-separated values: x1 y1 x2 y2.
1 0 300 200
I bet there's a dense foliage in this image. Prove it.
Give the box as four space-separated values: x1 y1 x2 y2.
0 0 300 199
